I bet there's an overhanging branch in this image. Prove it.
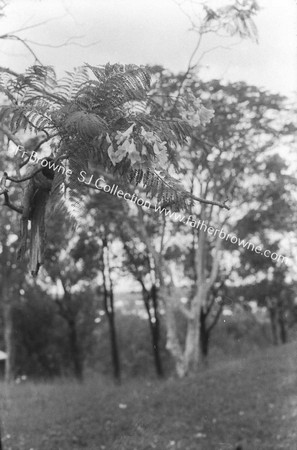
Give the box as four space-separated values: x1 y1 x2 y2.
3 191 23 214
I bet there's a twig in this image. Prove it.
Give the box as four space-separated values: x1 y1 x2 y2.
0 67 19 77
0 171 8 194
0 15 67 37
6 167 43 183
3 35 42 64
3 191 23 214
190 192 230 210
153 171 230 210
26 37 101 48
0 124 23 147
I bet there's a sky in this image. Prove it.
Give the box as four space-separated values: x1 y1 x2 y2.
0 0 296 96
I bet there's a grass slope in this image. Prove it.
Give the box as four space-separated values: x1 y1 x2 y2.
0 342 296 450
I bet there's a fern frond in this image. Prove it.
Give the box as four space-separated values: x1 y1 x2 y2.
56 66 89 101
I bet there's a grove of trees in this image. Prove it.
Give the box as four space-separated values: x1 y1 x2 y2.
0 0 296 386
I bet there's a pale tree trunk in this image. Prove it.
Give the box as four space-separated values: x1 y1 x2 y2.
162 277 209 377
183 316 200 373
162 286 185 377
183 286 207 374
137 212 187 375
160 267 209 377
137 209 222 377
180 231 221 375
163 233 221 377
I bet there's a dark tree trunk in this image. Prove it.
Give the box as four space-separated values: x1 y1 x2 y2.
102 236 121 382
199 307 210 358
278 302 287 344
55 290 84 381
198 283 225 362
105 290 121 382
68 318 83 381
269 308 279 346
144 284 164 378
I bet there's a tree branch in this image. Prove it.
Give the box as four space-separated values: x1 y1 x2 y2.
0 124 23 147
2 35 43 64
26 37 101 49
0 171 8 195
6 167 43 183
0 67 19 77
3 191 23 214
154 171 229 210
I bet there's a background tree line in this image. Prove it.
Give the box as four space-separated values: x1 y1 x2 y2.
0 72 296 383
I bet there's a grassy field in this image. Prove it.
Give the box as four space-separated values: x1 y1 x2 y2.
0 342 296 450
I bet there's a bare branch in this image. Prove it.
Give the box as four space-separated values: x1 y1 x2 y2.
2 35 42 64
6 167 43 183
0 15 68 37
0 67 19 77
3 191 23 214
0 124 23 147
195 42 241 68
154 171 229 210
190 192 230 210
26 37 101 49
0 171 8 195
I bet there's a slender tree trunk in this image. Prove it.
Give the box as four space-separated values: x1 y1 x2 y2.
4 302 14 383
56 289 84 381
136 217 185 377
151 324 163 377
200 308 210 358
269 308 278 346
68 318 83 381
108 316 121 381
150 285 164 377
105 294 121 381
142 285 164 377
3 281 14 383
178 230 221 375
277 302 287 344
102 236 121 382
